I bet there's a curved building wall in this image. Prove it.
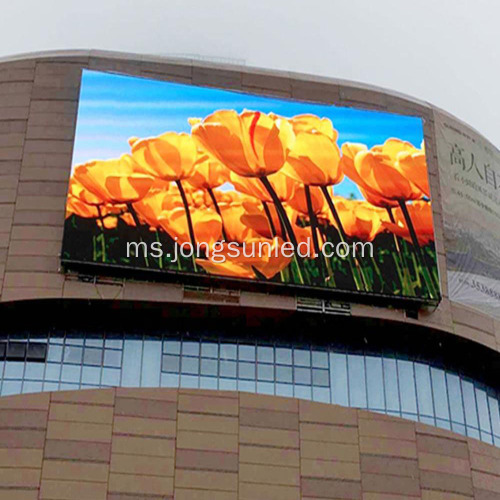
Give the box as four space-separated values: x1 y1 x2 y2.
0 329 499 446
0 50 499 499
0 388 499 500
0 50 498 353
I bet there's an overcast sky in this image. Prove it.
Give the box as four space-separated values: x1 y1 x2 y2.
2 0 499 148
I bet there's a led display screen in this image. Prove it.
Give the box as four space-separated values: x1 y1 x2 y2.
62 69 440 304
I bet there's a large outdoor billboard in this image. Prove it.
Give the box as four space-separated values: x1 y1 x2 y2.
435 111 500 319
62 69 440 304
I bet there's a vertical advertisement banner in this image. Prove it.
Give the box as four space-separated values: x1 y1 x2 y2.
435 111 500 318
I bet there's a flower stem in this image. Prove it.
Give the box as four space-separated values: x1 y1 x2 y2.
260 176 306 285
96 206 106 263
305 185 326 284
262 201 286 283
398 201 439 299
386 207 413 296
176 180 198 272
127 203 149 268
320 186 365 291
207 187 228 241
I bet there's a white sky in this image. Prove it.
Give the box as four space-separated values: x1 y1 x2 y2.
2 0 499 148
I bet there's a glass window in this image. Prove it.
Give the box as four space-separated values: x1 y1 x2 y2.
446 372 465 424
461 379 479 429
163 354 180 373
102 367 120 386
47 345 63 362
82 366 101 385
200 358 217 376
64 346 83 364
61 364 81 383
220 344 237 360
398 360 417 415
238 344 255 362
83 348 103 366
141 340 161 387
24 363 44 380
475 387 492 433
294 367 311 385
163 340 181 354
312 368 329 387
239 362 255 380
257 364 274 382
414 363 434 418
488 395 500 438
104 349 121 368
181 357 199 375
220 360 237 378
294 349 311 367
257 346 273 363
276 365 292 383
201 343 218 359
4 362 24 379
182 341 200 357
122 339 142 387
348 354 367 409
276 347 292 365
312 351 328 368
431 367 450 420
365 356 385 411
383 357 400 413
331 352 348 406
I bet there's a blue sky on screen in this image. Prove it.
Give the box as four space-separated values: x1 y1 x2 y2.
72 69 425 199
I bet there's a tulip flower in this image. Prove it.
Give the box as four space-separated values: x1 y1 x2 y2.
187 152 228 190
73 155 154 205
382 201 434 246
158 206 222 248
229 170 296 203
131 132 198 181
332 199 385 242
282 131 343 187
191 109 295 178
397 150 430 198
288 185 327 218
288 114 338 141
219 202 260 244
196 259 255 279
66 195 99 219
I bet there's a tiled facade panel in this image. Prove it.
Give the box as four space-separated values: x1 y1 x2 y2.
0 50 498 352
0 388 498 499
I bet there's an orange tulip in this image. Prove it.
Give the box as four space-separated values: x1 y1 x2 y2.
191 110 295 177
201 237 293 280
288 185 327 217
68 178 103 206
158 206 222 247
397 150 430 198
382 201 434 245
229 170 296 203
341 139 424 205
282 131 343 186
72 155 154 205
131 132 198 181
288 114 338 141
240 201 286 240
133 190 175 229
66 195 99 219
333 199 385 242
219 202 260 243
187 152 229 190
196 259 255 279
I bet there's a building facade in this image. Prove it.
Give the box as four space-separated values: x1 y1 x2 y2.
0 50 499 499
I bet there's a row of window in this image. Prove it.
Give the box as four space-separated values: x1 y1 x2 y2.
0 333 498 447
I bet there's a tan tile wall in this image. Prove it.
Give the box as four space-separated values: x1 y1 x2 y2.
0 50 499 354
0 388 498 499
